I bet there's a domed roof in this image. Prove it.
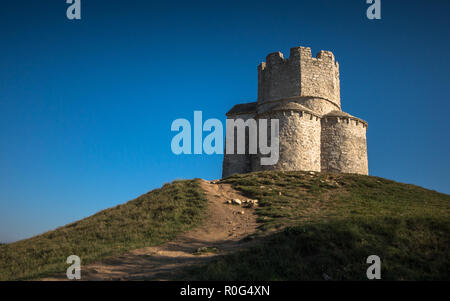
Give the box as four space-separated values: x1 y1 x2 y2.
323 110 352 118
269 102 317 115
226 102 257 116
323 110 367 124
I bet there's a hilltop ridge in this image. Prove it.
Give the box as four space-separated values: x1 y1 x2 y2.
1 171 449 280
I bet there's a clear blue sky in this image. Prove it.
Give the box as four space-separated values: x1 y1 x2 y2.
1 0 449 242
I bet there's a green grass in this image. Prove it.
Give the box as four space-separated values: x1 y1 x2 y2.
186 171 450 280
0 179 208 281
2 171 449 280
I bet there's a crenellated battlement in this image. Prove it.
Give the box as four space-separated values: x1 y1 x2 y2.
265 51 285 66
259 47 337 70
323 117 368 129
257 46 340 109
322 111 368 128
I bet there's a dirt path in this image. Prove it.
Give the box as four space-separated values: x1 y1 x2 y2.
42 180 259 280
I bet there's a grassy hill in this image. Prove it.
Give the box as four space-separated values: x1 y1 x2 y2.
184 171 450 280
1 171 449 280
0 179 207 280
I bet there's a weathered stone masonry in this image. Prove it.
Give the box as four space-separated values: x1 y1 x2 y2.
223 46 368 178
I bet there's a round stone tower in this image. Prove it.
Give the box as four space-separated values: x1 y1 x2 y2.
253 102 321 172
320 111 368 175
257 47 341 116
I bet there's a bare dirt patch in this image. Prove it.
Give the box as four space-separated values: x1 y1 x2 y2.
41 180 258 281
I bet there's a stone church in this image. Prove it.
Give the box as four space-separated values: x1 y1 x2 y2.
222 46 368 178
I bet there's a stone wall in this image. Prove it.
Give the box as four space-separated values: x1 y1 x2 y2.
253 105 321 172
257 96 340 116
257 51 301 103
298 48 340 108
257 47 340 108
222 112 255 178
320 114 368 175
